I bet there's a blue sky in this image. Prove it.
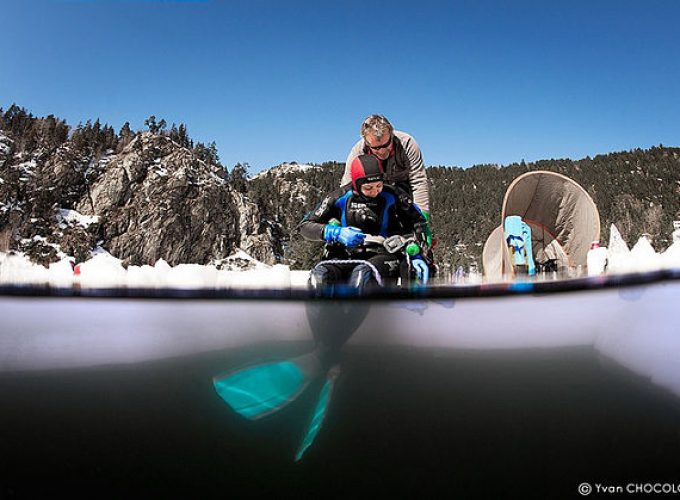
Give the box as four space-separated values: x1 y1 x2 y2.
1 0 679 173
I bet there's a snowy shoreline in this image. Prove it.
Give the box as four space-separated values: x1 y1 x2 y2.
0 248 311 290
2 228 679 290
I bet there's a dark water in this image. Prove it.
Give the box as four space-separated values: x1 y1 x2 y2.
1 344 679 499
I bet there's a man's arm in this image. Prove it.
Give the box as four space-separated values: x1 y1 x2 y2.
393 186 427 235
396 131 430 213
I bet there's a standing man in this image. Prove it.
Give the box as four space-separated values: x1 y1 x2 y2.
342 114 432 243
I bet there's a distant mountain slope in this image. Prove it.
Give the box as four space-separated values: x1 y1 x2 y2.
247 161 342 268
249 148 680 275
427 147 680 273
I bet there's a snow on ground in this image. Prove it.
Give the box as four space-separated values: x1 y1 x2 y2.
606 224 680 273
249 162 318 180
57 209 100 228
0 222 679 289
0 132 11 157
0 248 311 289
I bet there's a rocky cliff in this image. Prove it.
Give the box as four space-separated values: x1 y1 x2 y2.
0 130 277 266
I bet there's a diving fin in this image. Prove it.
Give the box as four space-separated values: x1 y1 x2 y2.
213 350 323 420
295 365 341 462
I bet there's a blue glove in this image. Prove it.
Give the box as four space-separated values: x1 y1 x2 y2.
411 256 430 285
323 225 366 248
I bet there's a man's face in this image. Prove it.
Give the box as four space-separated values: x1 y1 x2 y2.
360 181 384 198
364 131 393 160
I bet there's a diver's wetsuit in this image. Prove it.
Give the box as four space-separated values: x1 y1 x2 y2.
299 183 426 288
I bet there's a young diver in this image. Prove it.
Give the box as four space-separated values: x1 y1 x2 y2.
299 154 430 291
213 156 431 462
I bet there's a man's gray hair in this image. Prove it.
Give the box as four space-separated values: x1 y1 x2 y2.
360 114 393 138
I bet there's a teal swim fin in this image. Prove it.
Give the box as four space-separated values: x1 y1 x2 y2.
213 351 323 420
295 365 341 461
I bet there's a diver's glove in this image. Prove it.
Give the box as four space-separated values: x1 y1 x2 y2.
411 255 430 285
323 225 366 248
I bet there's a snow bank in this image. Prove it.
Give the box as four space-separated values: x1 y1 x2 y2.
0 252 50 284
0 223 678 289
661 241 680 269
598 224 679 275
0 249 309 290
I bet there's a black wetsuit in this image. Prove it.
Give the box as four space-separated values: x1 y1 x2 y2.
299 183 426 288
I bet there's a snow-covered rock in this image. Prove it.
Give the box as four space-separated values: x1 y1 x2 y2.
250 162 318 180
0 131 279 267
57 208 99 228
0 132 12 167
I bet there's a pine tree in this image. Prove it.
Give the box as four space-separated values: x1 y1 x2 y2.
144 115 166 135
117 122 135 152
229 163 249 193
208 141 221 167
178 124 189 149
